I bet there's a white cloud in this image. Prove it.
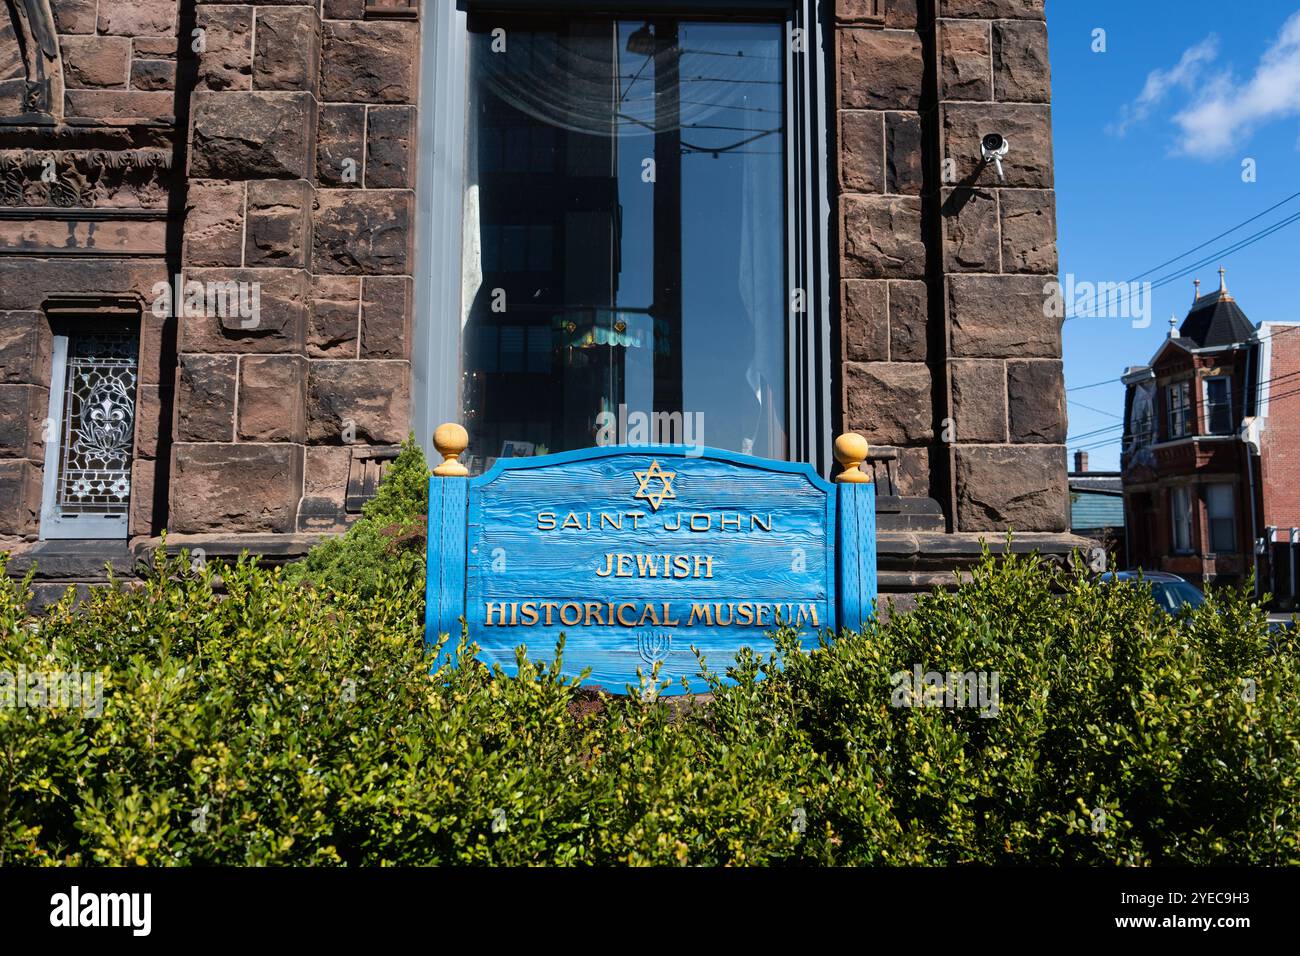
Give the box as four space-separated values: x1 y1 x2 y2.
1112 34 1220 135
1173 10 1300 155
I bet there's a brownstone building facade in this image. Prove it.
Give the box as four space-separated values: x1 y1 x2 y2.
1121 274 1300 598
1 0 1085 603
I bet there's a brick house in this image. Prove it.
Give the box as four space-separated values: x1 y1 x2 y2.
0 0 1087 605
1121 271 1300 594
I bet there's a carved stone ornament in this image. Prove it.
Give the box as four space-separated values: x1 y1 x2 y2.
0 149 174 208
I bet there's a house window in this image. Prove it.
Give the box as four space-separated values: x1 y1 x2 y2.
1166 381 1192 439
1205 483 1236 553
1171 485 1193 554
1203 376 1233 435
39 326 139 539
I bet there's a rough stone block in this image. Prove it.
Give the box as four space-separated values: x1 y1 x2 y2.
950 360 1006 443
129 456 157 538
836 0 885 23
178 268 310 354
184 180 245 268
994 20 1051 103
246 179 314 268
63 90 174 123
885 111 924 195
839 111 884 194
131 59 175 91
313 190 413 275
321 21 419 104
97 1 175 36
191 91 316 180
841 195 925 279
1007 359 1065 443
0 312 52 386
888 280 928 362
310 276 361 358
254 6 321 92
955 445 1066 533
941 20 992 101
133 384 165 461
360 276 412 359
176 354 237 442
50 0 98 34
317 105 366 188
0 384 47 459
839 29 924 111
942 187 1000 273
948 274 1060 359
365 106 416 189
195 5 253 92
999 188 1057 274
238 355 307 442
0 460 41 536
300 444 351 531
844 361 933 444
169 443 304 534
307 360 410 445
940 0 1045 18
60 36 131 89
841 280 889 363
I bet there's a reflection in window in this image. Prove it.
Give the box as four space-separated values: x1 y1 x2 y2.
461 16 788 470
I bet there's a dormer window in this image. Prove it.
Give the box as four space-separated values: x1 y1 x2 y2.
1203 376 1233 435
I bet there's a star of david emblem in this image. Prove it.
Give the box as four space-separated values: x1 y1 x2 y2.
633 459 677 512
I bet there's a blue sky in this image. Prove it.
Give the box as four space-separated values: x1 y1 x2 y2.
1047 0 1300 469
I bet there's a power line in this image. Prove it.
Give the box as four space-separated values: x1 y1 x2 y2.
1061 193 1300 323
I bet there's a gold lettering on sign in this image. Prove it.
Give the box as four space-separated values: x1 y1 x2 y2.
484 601 820 628
595 553 716 578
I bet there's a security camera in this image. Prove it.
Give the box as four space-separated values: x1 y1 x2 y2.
980 132 1009 181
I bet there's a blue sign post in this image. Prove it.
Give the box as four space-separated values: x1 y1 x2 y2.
425 426 876 695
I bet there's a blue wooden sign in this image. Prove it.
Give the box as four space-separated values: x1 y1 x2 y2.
425 432 877 695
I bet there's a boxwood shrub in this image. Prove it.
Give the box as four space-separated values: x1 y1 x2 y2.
1 442 1296 865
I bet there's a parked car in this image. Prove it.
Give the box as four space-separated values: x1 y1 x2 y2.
1099 571 1206 615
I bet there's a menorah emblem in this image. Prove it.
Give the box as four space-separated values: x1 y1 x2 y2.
636 631 672 666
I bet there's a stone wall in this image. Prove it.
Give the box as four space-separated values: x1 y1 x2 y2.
171 1 418 535
834 0 1067 534
0 0 182 547
0 0 1080 588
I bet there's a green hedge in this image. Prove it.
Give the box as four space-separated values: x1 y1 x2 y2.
1 442 1297 865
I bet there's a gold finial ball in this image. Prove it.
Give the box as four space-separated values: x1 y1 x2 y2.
433 422 469 477
834 432 873 484
834 432 869 468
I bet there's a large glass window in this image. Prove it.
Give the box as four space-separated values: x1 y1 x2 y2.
460 14 789 471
